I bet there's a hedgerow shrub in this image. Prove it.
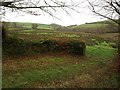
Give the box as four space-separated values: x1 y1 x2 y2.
66 40 86 55
3 38 86 56
3 37 25 55
31 40 59 53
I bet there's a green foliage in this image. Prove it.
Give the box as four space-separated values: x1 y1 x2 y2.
96 41 117 48
59 33 80 38
3 38 58 56
98 41 110 46
86 45 116 61
67 40 86 55
109 42 117 48
31 40 59 53
3 37 86 56
3 37 25 55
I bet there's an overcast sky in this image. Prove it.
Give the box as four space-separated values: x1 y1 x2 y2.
2 0 107 26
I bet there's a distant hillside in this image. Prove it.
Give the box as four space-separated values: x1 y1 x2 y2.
67 20 118 33
1 19 118 33
5 22 52 30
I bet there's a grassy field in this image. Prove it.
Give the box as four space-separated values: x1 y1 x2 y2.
7 22 52 30
68 20 118 34
3 45 118 88
71 23 107 29
2 21 119 88
8 28 118 47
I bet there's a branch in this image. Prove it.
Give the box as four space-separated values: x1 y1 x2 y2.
0 0 81 21
1 2 13 7
114 0 120 8
108 1 120 15
87 0 120 25
0 1 67 9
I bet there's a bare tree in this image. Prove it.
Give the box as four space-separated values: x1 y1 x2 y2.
0 0 80 20
87 0 120 25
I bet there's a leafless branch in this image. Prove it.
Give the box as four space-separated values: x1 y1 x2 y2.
0 0 80 20
87 0 120 25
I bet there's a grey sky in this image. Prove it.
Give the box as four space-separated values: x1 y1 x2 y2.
2 0 107 26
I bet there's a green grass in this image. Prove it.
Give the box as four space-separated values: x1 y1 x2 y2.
37 24 51 29
7 21 118 46
86 45 116 60
8 29 108 46
8 22 52 30
68 20 118 34
3 45 117 88
70 19 117 30
58 33 80 38
72 23 107 29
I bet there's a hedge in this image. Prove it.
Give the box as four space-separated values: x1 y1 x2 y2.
3 38 86 56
